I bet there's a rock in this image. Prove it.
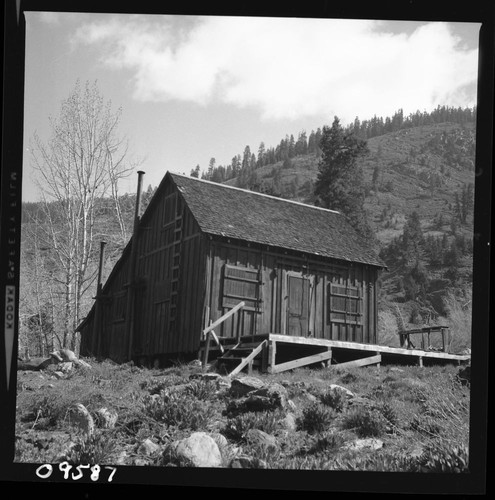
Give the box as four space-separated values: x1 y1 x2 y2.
95 407 118 429
282 413 297 431
74 358 92 369
343 438 383 451
250 383 288 409
58 362 74 373
457 364 470 385
133 458 151 466
389 367 405 373
226 382 289 415
216 377 232 391
245 429 277 451
149 394 162 404
52 371 66 380
229 455 268 469
54 349 77 362
114 450 130 465
138 438 161 456
328 384 355 399
229 376 265 398
171 432 222 468
17 357 57 371
68 403 95 436
287 399 297 412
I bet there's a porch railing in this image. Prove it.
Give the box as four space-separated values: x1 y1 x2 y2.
201 301 245 370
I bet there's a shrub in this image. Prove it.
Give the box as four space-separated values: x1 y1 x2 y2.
223 411 282 442
306 432 345 455
186 379 218 401
376 401 400 431
333 452 419 472
65 431 116 465
418 443 469 472
142 391 215 431
297 403 335 434
319 388 348 412
409 414 443 437
341 407 387 438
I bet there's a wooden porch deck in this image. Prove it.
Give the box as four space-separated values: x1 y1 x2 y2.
200 332 470 376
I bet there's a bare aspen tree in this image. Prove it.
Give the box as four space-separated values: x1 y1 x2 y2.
29 80 135 351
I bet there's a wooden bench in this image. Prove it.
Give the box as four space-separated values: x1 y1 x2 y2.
399 325 449 352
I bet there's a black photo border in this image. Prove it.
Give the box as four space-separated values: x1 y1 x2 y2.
1 0 492 495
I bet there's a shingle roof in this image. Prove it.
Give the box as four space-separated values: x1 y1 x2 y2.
169 173 385 268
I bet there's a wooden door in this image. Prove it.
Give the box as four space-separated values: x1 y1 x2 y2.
287 275 310 336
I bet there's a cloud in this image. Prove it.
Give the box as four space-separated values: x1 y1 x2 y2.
73 16 479 123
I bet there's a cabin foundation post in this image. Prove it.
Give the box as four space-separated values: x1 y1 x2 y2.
261 341 269 373
268 340 277 373
324 347 332 367
418 356 423 367
375 351 381 368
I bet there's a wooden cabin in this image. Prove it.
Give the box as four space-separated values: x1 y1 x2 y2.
78 171 386 368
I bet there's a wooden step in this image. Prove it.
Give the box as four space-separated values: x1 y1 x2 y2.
222 347 255 356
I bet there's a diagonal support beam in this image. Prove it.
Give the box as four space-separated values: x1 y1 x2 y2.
268 349 334 374
228 340 267 377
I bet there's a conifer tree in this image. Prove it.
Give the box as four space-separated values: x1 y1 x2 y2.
314 116 371 239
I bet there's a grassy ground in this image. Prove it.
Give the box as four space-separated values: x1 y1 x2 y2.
14 358 470 471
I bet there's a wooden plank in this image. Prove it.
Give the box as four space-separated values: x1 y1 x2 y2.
268 349 334 374
333 354 382 370
266 334 470 361
210 329 224 354
203 301 245 336
228 340 267 377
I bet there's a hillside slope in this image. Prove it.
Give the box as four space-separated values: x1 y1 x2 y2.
225 122 475 336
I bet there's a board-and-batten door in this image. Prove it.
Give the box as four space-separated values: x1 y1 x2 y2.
328 282 363 342
286 272 312 337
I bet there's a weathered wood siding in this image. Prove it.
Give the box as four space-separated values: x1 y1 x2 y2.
205 240 378 344
80 182 207 362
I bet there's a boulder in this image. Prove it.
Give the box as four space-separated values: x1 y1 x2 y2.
95 407 118 429
245 429 277 451
328 384 355 399
226 382 288 415
229 376 265 398
250 383 288 409
171 432 222 468
68 403 95 436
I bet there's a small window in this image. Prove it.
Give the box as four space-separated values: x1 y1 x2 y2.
329 283 362 325
222 264 261 312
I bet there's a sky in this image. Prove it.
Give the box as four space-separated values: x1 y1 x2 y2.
21 12 480 202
